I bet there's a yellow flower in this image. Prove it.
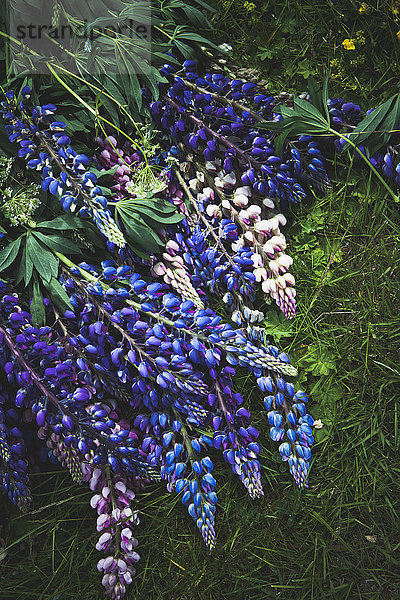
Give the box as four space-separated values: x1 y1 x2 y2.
359 2 369 14
397 30 400 39
244 1 256 11
342 38 356 50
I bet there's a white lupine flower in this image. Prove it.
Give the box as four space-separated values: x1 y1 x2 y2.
254 219 273 233
268 260 280 274
247 205 261 217
276 213 287 226
235 185 252 196
232 193 249 207
276 254 293 269
223 172 236 187
263 197 275 209
206 203 222 217
252 253 263 268
283 272 296 286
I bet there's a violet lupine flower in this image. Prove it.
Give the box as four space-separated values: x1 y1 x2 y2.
146 85 301 316
0 385 32 508
0 88 125 247
86 466 140 599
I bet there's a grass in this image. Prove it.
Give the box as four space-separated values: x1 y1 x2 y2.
2 2 400 599
210 0 400 105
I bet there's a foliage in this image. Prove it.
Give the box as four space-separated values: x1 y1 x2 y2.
0 0 218 118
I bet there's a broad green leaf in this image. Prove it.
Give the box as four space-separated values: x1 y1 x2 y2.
368 95 400 155
307 71 330 123
345 94 399 149
27 236 58 283
0 236 23 272
116 210 161 253
32 231 82 255
293 97 330 128
307 76 324 117
31 278 46 326
137 208 184 226
43 277 73 313
87 166 118 181
37 214 86 230
321 71 330 123
16 245 27 285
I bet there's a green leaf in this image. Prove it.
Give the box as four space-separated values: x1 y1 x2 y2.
298 345 337 376
32 231 82 255
129 73 144 112
0 236 23 272
292 97 330 128
43 277 73 313
321 71 330 123
307 72 330 122
86 166 118 181
26 236 58 283
263 311 295 343
30 278 46 326
121 198 184 225
16 245 27 286
307 76 324 116
368 94 400 155
37 214 86 230
116 209 161 253
345 94 399 149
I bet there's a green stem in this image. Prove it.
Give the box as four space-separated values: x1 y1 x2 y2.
329 128 399 202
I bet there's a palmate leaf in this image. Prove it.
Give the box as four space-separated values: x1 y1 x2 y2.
26 235 58 284
117 196 185 226
344 94 400 152
258 99 331 155
307 72 330 124
115 208 161 254
32 231 82 255
114 192 185 255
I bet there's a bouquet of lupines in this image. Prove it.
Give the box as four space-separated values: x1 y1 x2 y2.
0 80 315 598
9 55 400 595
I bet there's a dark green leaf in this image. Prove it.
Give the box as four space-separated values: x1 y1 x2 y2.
31 278 46 326
293 97 330 128
43 277 73 313
16 245 27 285
368 95 400 154
37 214 86 230
116 210 161 253
307 76 324 117
32 231 82 254
27 236 58 283
345 95 399 149
87 166 118 181
0 236 22 272
321 71 330 123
